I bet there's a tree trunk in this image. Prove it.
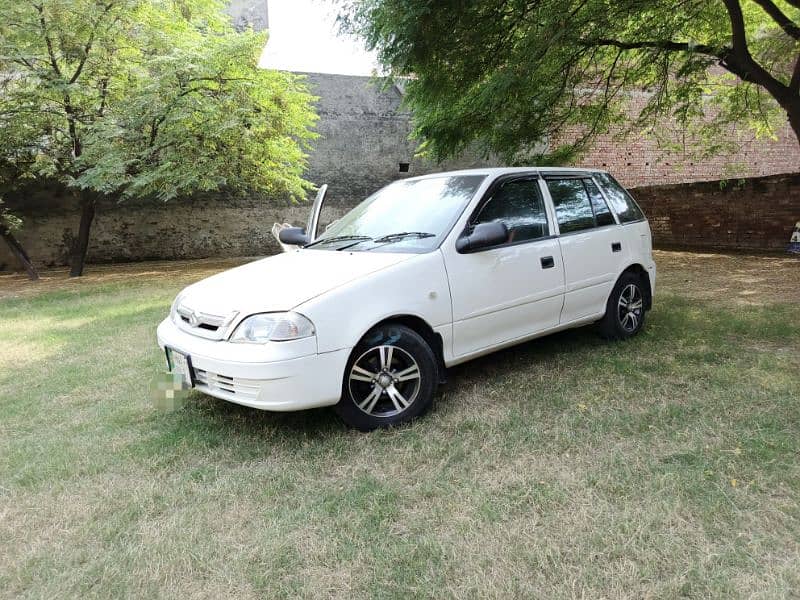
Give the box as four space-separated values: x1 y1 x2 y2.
69 194 96 277
1 225 39 281
788 101 800 149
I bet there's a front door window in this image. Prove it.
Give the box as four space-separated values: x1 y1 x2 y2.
473 179 550 244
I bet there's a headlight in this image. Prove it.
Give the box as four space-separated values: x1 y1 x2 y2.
170 292 185 324
229 312 315 343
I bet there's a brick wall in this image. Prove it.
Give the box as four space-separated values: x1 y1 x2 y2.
565 93 800 189
631 173 800 251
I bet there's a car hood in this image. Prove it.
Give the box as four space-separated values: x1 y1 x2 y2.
178 249 413 318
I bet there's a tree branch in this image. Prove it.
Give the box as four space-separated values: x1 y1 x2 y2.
719 0 795 109
581 38 723 60
33 2 62 78
68 2 115 84
750 0 800 40
791 53 800 92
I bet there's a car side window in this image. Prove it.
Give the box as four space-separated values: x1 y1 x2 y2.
474 179 550 243
584 178 615 227
547 178 595 234
595 172 645 223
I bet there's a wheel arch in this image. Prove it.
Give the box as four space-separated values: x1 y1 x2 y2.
359 314 447 384
618 263 652 310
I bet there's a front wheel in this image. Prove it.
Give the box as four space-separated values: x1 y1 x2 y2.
599 272 647 340
335 324 438 431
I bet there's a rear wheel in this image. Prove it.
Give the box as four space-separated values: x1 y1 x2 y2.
599 272 647 340
335 324 437 431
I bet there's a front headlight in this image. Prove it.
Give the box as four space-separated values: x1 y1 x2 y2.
229 312 315 343
170 292 185 324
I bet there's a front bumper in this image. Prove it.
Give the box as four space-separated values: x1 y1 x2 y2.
156 317 350 411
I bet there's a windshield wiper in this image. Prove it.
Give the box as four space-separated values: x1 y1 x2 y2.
304 235 372 248
371 232 436 244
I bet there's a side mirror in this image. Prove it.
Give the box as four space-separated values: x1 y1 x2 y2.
278 227 309 246
455 222 509 253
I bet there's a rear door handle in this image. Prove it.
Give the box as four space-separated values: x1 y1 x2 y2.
611 242 622 253
541 256 555 269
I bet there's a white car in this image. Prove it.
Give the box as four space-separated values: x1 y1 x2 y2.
157 167 655 430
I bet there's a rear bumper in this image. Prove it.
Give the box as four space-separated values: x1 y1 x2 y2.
156 318 349 411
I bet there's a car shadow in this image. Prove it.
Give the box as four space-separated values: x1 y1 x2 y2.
189 323 607 437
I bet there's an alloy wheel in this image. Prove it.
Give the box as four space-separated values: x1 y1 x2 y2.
617 283 644 332
348 345 421 417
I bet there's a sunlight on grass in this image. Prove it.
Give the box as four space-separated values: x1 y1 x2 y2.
0 251 798 598
0 340 62 371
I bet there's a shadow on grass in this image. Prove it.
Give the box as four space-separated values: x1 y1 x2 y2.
148 293 798 444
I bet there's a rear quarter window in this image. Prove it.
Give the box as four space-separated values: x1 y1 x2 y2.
595 173 645 223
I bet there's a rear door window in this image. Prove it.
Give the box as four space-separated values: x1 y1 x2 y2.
584 178 615 227
594 173 645 223
546 178 595 234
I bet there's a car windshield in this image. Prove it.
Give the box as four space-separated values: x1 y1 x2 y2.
307 174 486 253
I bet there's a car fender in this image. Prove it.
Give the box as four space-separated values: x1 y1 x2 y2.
295 250 453 355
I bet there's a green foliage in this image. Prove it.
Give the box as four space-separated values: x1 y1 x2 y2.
340 0 800 164
0 0 317 203
0 198 23 231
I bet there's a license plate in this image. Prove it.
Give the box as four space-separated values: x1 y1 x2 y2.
166 347 193 387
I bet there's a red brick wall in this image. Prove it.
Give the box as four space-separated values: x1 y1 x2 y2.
564 94 800 189
631 173 800 251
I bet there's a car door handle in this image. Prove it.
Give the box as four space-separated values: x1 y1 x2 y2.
611 242 622 253
540 256 555 269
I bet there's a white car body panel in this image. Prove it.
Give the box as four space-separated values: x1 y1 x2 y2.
295 250 453 354
556 226 623 324
444 238 565 357
176 249 412 320
157 167 657 412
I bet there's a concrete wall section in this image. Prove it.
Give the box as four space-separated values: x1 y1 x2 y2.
302 73 496 208
0 191 318 271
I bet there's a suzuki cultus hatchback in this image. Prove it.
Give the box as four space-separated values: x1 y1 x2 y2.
157 168 655 430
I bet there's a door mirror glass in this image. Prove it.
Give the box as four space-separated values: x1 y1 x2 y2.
278 226 309 246
456 221 509 253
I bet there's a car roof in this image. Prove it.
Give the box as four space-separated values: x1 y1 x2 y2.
400 166 607 182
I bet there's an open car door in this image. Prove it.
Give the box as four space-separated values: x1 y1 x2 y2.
271 184 328 252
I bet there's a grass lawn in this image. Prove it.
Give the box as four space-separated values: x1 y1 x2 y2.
1 250 799 598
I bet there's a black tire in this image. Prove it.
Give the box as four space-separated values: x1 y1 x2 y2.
599 272 647 340
335 323 438 431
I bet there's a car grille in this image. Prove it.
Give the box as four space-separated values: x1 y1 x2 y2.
193 368 260 400
175 304 237 340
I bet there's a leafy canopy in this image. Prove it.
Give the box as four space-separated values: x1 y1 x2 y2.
340 0 800 164
0 0 317 201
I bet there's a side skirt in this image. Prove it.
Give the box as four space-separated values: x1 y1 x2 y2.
443 313 604 368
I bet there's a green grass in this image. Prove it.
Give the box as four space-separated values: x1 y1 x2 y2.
1 251 799 598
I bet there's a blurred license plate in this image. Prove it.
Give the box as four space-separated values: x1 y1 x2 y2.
166 347 192 386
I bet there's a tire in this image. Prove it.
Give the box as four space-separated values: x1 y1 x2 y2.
334 324 438 431
599 272 647 340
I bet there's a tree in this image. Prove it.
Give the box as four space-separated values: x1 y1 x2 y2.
0 198 38 280
340 0 800 164
0 0 317 276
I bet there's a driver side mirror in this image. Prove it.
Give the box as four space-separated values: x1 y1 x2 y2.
278 227 309 246
455 221 509 253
